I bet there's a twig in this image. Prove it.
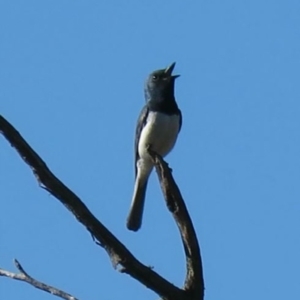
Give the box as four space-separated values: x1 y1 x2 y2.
0 259 78 300
0 115 185 300
148 148 204 300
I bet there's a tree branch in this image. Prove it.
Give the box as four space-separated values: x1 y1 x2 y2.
0 115 186 300
0 259 78 300
148 148 204 300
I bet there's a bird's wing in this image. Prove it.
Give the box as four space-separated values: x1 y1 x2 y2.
134 105 149 177
178 109 183 132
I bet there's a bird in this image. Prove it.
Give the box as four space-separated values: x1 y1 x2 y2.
126 62 182 232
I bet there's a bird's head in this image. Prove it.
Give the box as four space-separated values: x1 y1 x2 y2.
144 62 180 101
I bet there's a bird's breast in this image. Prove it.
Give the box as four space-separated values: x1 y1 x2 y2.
138 111 180 159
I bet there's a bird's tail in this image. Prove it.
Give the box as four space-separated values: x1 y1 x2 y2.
126 178 148 232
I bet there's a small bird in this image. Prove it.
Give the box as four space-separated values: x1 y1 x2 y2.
126 62 182 232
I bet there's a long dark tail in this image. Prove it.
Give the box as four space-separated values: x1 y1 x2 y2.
126 178 148 231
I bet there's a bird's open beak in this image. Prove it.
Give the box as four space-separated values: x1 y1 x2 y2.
164 62 180 79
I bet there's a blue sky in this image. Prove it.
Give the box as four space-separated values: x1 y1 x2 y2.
1 1 300 299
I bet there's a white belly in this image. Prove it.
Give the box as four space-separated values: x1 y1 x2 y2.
138 111 180 159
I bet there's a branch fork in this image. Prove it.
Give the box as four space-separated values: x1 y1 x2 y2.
0 115 204 300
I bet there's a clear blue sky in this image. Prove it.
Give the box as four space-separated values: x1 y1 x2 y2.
1 1 300 299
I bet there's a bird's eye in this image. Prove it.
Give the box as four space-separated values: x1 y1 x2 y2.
152 75 158 80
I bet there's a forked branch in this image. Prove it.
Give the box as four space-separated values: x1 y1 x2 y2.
0 115 204 300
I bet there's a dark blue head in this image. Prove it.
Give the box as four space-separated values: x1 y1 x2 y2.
144 62 180 102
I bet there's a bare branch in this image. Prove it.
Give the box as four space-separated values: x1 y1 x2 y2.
148 149 204 300
0 115 186 300
0 259 78 300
